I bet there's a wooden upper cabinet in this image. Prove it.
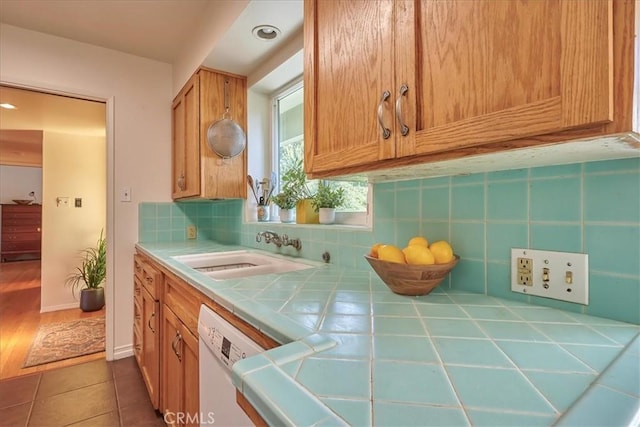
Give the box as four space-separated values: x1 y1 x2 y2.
171 68 247 200
408 0 613 157
304 0 397 173
305 0 632 178
172 74 200 199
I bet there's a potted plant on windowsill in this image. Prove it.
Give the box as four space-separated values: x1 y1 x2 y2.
65 230 106 312
281 159 318 224
271 189 297 223
312 181 345 224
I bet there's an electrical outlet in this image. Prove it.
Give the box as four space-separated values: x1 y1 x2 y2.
511 248 589 305
187 225 197 240
517 257 533 286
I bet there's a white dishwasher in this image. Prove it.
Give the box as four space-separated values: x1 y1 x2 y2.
198 304 263 427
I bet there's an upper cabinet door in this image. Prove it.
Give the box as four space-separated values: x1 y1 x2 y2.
407 0 613 157
172 74 200 199
304 0 397 174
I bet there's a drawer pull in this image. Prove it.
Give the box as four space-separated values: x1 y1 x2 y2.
148 312 155 333
377 90 391 140
171 331 182 362
395 84 409 136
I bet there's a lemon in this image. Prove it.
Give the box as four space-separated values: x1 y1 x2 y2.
403 245 435 265
407 236 429 247
429 241 454 264
378 245 406 264
369 243 384 258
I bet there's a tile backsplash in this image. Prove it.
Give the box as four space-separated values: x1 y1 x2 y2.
139 158 639 324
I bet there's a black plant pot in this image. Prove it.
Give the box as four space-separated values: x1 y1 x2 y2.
80 288 105 312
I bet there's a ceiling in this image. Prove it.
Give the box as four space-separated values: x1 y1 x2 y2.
0 0 303 137
0 0 304 79
0 0 212 64
0 86 106 136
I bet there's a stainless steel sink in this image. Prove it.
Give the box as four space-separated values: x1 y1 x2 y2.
172 250 314 280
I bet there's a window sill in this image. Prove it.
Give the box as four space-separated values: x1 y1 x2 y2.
244 220 372 231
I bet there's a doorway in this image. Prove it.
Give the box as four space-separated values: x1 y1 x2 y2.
0 86 107 379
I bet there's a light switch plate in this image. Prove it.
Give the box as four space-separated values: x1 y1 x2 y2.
511 248 589 305
121 187 131 202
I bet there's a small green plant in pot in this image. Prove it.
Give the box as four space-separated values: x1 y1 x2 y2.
281 159 318 224
66 230 106 312
271 189 297 223
312 181 345 224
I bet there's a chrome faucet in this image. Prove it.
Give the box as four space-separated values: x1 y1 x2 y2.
256 231 302 251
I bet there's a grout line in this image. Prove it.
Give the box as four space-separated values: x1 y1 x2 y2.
24 373 42 427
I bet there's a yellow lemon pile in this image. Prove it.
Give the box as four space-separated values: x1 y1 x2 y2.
369 236 454 265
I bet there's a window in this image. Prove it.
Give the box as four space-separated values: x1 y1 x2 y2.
273 81 370 225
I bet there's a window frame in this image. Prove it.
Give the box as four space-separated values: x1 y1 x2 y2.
271 78 372 228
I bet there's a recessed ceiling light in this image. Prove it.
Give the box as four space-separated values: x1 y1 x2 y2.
252 25 281 41
0 103 16 110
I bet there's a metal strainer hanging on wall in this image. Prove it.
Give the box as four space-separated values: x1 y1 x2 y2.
206 79 247 159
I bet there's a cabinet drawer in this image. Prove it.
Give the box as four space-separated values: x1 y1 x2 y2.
2 212 41 222
134 254 144 281
142 263 162 300
1 225 41 234
164 273 201 337
1 241 40 252
2 232 41 243
134 276 143 302
134 291 143 327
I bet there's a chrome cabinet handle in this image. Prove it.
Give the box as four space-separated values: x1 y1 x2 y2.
148 312 155 333
377 90 391 139
395 84 409 136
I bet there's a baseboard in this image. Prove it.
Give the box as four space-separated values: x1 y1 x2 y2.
40 302 79 313
113 344 133 360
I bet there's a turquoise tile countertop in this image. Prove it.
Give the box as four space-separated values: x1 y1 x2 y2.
136 240 640 426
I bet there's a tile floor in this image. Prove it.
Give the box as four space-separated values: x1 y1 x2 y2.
0 357 165 427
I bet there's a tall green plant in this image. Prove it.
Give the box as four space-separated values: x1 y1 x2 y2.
66 230 106 297
281 159 315 201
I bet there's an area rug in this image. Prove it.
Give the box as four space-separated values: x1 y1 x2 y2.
23 317 105 367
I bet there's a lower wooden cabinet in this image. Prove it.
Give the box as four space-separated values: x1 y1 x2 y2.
133 255 162 410
162 304 199 427
141 286 160 408
134 251 280 425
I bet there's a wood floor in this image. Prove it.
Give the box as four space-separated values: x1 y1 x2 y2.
0 260 105 380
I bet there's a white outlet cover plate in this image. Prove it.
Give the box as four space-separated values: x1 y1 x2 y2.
511 248 589 305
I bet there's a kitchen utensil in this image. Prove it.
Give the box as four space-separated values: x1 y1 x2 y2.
206 79 246 159
247 175 259 203
364 255 459 296
12 199 32 205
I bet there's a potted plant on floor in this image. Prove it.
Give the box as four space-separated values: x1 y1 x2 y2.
66 230 106 312
271 188 297 223
281 159 318 224
312 181 345 224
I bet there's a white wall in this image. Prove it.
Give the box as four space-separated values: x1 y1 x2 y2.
245 89 271 221
0 165 41 204
172 0 249 96
41 132 106 311
0 23 172 358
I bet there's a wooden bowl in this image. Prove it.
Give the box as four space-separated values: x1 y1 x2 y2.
364 255 459 296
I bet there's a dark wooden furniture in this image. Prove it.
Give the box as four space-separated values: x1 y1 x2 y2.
1 204 42 262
